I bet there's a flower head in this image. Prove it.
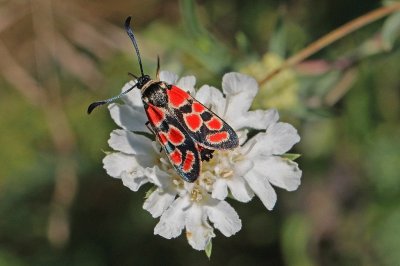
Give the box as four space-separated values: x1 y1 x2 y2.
103 71 302 251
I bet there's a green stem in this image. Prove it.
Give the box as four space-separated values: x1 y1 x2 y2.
258 3 400 86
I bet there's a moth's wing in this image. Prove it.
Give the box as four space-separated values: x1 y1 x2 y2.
145 102 201 182
166 85 239 150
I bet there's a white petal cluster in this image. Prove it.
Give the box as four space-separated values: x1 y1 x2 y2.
103 71 302 250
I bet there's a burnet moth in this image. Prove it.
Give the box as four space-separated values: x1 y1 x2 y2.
88 17 239 182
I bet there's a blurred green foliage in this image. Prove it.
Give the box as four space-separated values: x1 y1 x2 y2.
1 0 400 265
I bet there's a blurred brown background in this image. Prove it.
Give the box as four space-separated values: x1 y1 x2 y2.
1 0 400 265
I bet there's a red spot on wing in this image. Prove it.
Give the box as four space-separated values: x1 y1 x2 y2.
207 132 229 144
168 126 185 146
182 151 195 172
158 132 168 145
192 102 205 113
206 117 223 130
167 85 189 108
169 149 182 165
146 104 164 127
184 113 202 132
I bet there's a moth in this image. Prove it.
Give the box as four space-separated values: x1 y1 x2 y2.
88 17 239 182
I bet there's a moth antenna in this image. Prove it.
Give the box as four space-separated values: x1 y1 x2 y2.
87 83 138 114
156 55 160 81
124 16 144 77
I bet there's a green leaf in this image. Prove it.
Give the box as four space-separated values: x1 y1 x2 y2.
102 150 113 155
281 215 313 266
236 31 250 54
145 186 157 199
179 0 231 73
268 15 286 57
180 0 204 37
383 0 400 6
281 153 301 161
382 12 400 50
205 240 212 259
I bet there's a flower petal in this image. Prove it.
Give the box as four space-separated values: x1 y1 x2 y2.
244 170 277 210
263 108 280 128
247 122 300 157
253 156 302 191
237 129 249 145
177 75 196 95
211 179 228 200
205 198 242 237
226 176 254 202
230 109 279 131
185 205 215 250
120 81 143 107
160 71 178 84
195 85 226 116
222 73 258 120
233 157 254 176
143 188 177 218
154 196 189 239
218 160 254 202
103 152 138 178
108 129 154 155
222 72 258 98
121 171 148 192
143 166 174 189
108 103 148 132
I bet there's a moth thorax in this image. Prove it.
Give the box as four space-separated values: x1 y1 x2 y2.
144 83 168 107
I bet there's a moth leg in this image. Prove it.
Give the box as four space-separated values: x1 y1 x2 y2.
201 149 214 161
197 145 214 161
145 121 155 134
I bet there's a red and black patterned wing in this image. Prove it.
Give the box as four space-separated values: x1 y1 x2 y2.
144 102 201 182
166 85 239 150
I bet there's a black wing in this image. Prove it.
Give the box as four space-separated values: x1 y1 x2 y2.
166 85 239 150
145 102 201 182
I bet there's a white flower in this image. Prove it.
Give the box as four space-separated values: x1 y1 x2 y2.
153 183 240 250
102 71 302 251
195 73 302 210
